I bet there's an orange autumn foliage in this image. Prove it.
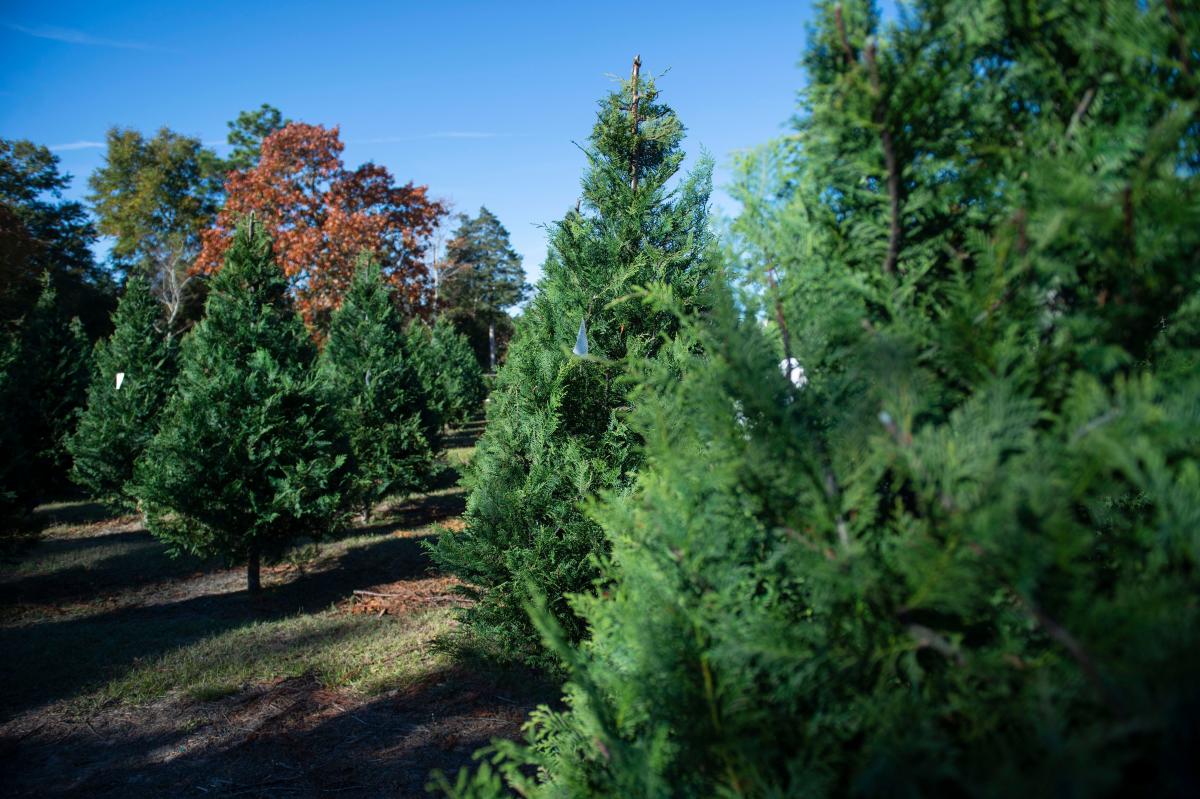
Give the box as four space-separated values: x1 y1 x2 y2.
196 123 446 330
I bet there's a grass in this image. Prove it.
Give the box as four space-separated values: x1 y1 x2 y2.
0 422 562 799
0 436 478 719
93 604 456 706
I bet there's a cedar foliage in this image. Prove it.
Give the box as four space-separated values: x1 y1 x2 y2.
133 220 352 591
0 274 89 523
319 257 440 518
423 315 487 427
436 2 1200 796
427 61 714 667
68 276 177 511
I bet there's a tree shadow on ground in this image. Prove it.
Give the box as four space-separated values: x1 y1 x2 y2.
0 661 558 798
0 529 438 716
376 490 466 532
0 529 220 610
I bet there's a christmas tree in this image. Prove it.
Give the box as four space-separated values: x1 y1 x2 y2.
435 1 1200 795
428 57 714 666
132 219 352 591
426 315 487 427
0 274 89 523
319 257 439 519
0 329 25 523
68 276 176 511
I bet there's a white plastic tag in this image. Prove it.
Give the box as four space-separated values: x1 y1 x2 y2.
573 318 589 357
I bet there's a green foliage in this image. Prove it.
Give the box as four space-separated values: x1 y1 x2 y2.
439 1 1200 796
319 257 439 516
87 127 223 279
0 274 90 523
67 276 177 511
0 333 18 519
441 206 529 368
427 63 714 667
0 138 113 335
132 220 352 589
425 316 487 426
224 103 289 172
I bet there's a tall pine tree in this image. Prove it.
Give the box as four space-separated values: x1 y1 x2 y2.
435 2 1200 796
428 58 714 666
441 207 529 369
68 276 176 511
319 257 440 519
133 220 352 591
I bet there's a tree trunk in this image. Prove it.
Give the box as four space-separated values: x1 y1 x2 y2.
247 545 261 593
488 322 496 371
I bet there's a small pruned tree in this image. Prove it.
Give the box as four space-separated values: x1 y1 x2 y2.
133 219 353 591
319 257 440 519
429 316 487 426
68 276 177 511
0 274 90 522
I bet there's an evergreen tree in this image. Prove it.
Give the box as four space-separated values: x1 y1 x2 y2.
407 316 487 428
436 2 1200 796
319 257 439 519
441 206 529 369
68 276 176 511
224 103 288 172
428 58 714 666
0 328 24 523
0 274 90 523
132 220 352 591
430 316 487 425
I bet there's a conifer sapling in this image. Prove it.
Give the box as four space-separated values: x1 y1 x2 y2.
68 275 176 511
133 219 352 591
319 256 440 519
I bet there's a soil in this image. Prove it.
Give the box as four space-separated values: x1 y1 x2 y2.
0 664 547 798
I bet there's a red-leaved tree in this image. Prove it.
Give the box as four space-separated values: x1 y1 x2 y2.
196 123 445 329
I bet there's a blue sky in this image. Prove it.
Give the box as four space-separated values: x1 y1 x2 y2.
1 1 819 285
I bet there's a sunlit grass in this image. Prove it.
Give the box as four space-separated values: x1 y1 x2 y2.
2 441 475 718
89 605 456 707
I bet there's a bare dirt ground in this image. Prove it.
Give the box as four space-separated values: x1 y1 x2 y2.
0 423 554 798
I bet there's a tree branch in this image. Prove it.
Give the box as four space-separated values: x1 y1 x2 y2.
835 4 855 68
1165 0 1192 79
866 37 901 276
630 54 642 194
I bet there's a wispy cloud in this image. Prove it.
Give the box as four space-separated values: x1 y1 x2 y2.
48 140 106 151
356 131 506 144
4 22 166 52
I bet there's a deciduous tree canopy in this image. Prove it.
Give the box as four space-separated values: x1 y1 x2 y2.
196 123 446 331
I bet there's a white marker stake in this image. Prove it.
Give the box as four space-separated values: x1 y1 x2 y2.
115 372 126 391
573 318 589 357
